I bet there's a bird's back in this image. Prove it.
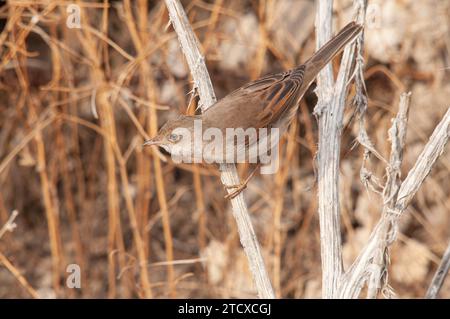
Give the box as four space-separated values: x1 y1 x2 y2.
202 66 306 132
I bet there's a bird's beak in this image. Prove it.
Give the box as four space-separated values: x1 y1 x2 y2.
143 136 162 146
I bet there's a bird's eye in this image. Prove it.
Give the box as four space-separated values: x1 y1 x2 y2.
168 133 181 143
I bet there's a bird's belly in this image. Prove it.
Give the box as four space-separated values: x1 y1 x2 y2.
200 129 280 165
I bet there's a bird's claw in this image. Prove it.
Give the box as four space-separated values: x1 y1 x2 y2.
224 183 248 200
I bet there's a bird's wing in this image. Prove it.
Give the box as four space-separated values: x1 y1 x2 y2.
228 66 306 129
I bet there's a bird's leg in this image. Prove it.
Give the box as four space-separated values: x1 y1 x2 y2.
224 164 260 200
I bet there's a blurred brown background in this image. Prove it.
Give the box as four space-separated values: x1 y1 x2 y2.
0 0 449 298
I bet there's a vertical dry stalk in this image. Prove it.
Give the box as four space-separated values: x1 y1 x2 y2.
134 0 153 270
75 4 122 296
31 102 64 295
97 3 120 298
366 92 411 298
59 12 91 294
56 113 86 289
272 121 298 297
164 0 275 298
122 0 175 297
76 1 153 298
5 5 66 295
314 0 366 298
48 25 86 289
96 87 130 297
426 239 450 298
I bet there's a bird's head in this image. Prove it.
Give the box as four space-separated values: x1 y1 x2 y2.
143 115 199 160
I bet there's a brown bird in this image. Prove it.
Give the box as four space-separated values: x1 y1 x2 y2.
144 22 363 198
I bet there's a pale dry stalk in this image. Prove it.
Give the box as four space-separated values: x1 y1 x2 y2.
164 0 275 298
314 0 366 298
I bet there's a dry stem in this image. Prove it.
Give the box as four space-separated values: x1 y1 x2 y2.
366 92 411 298
314 0 366 298
426 239 450 298
164 0 275 298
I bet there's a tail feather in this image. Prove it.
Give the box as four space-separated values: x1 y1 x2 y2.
303 22 363 82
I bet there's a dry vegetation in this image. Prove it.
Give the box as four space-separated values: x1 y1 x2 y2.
0 0 449 298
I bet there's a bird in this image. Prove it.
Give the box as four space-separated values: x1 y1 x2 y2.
144 22 363 198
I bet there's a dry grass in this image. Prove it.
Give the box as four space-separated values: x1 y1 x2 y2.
0 0 449 298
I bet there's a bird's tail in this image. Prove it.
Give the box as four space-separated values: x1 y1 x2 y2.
303 22 363 83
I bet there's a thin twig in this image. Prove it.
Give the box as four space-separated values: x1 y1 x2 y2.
164 0 275 298
426 239 450 299
0 210 18 240
395 107 450 212
0 251 39 298
314 0 366 298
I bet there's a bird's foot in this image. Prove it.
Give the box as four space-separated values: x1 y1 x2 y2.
223 164 260 200
224 182 248 200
